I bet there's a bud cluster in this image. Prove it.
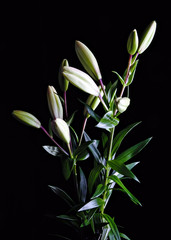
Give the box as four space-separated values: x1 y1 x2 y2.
127 21 156 55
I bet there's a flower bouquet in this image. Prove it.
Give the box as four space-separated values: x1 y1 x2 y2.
12 21 156 239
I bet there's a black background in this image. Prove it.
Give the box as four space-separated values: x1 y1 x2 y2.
0 1 169 239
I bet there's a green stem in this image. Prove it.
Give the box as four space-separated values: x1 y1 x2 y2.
68 143 79 201
101 127 115 214
99 94 109 112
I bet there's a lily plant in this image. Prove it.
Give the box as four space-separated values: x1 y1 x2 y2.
12 21 157 240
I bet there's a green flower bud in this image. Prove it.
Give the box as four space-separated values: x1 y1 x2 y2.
51 118 70 144
47 86 63 119
75 40 102 81
84 86 104 118
115 97 130 113
127 29 139 55
63 66 100 96
12 110 41 128
58 59 69 92
138 21 157 54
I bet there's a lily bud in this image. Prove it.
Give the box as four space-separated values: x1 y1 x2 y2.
47 86 63 119
63 66 100 96
75 40 102 81
84 86 104 118
51 118 70 144
12 110 41 128
58 59 69 92
116 97 130 113
127 29 139 55
138 21 157 54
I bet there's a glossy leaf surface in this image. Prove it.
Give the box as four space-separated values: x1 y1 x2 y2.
78 198 104 211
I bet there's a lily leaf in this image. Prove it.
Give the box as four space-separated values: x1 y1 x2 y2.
112 121 141 155
96 111 119 131
78 198 104 212
114 137 152 164
91 184 106 199
74 141 93 158
107 160 139 182
48 185 75 207
102 214 121 240
112 71 126 87
126 60 139 86
109 175 141 206
84 132 102 164
120 233 131 240
88 163 105 194
42 145 59 156
79 167 87 203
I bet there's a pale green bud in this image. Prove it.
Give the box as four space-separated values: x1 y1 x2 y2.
84 86 104 118
58 59 69 92
12 110 41 128
75 40 102 81
52 118 70 144
116 97 130 113
127 29 139 55
47 86 63 119
63 66 100 96
138 21 157 54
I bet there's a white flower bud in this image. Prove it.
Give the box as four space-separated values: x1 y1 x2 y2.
12 110 41 128
52 118 70 144
63 66 100 96
75 40 102 81
116 97 130 113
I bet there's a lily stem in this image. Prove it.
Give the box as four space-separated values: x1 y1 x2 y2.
41 125 69 156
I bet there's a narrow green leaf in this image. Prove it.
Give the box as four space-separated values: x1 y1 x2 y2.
61 157 74 180
79 99 101 122
115 137 152 164
84 132 102 164
107 160 139 182
74 141 93 157
42 145 59 156
112 122 141 155
79 167 87 203
48 185 75 207
88 164 105 194
120 233 131 240
78 198 104 211
126 60 139 86
103 214 121 240
91 184 106 199
107 80 118 104
109 175 141 206
117 161 140 179
112 71 126 86
80 208 98 227
96 111 119 131
56 215 78 221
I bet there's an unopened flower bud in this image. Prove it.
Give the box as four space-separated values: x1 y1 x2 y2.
138 21 157 54
75 40 102 81
116 97 130 113
51 118 70 144
63 66 100 96
127 29 139 55
84 86 104 118
12 110 41 128
58 59 69 92
47 86 63 119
